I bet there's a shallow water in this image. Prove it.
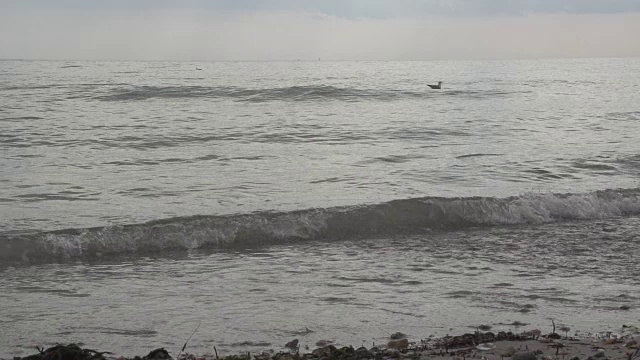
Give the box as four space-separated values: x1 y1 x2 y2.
1 58 640 357
2 216 639 358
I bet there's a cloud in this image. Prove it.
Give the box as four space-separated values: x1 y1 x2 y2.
4 0 640 17
1 4 639 60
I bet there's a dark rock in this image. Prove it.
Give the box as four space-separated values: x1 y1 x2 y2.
483 332 496 342
494 331 519 341
286 339 299 351
592 350 606 358
329 346 356 359
19 344 110 360
383 349 400 358
510 321 528 327
312 345 337 358
143 348 171 360
256 352 274 360
316 340 334 348
387 339 409 350
390 332 406 340
280 354 301 360
355 347 371 359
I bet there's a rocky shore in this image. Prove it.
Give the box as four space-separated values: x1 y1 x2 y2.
12 326 640 360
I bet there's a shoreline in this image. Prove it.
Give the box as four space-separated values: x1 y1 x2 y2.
12 328 639 360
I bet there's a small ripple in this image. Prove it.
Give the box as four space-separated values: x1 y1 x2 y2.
456 153 504 159
14 193 99 202
445 290 474 298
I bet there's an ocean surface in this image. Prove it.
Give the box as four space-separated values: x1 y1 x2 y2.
0 58 639 358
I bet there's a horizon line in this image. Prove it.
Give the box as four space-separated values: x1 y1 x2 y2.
1 55 639 63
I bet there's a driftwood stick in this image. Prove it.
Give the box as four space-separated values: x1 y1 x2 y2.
177 321 201 358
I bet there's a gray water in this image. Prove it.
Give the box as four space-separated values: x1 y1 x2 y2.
1 59 639 358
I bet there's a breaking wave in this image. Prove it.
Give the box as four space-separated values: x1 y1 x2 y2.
2 188 640 263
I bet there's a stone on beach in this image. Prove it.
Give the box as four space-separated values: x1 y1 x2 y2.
511 351 538 360
315 340 334 347
285 339 299 350
387 338 409 350
390 332 407 340
12 325 640 360
499 346 517 359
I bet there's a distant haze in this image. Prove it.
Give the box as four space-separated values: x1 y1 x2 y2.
1 0 640 60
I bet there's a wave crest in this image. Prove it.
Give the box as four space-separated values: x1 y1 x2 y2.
2 188 639 263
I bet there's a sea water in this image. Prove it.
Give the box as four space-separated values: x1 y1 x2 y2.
0 59 639 358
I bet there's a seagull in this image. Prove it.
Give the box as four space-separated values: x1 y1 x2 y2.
428 81 443 89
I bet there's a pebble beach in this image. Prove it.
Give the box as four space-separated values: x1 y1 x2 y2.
12 326 640 360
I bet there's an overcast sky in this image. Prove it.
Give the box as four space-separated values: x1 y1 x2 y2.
1 0 639 60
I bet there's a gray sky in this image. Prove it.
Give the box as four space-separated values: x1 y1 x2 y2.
1 0 639 60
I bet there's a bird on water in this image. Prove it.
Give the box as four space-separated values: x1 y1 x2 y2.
428 81 443 89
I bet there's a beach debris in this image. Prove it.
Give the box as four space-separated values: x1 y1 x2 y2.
524 329 542 340
476 343 496 351
544 319 562 339
478 325 492 332
14 327 639 360
559 326 571 339
16 344 110 360
309 345 371 360
177 322 202 359
434 331 528 350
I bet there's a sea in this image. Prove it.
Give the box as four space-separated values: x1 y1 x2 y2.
0 58 639 358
